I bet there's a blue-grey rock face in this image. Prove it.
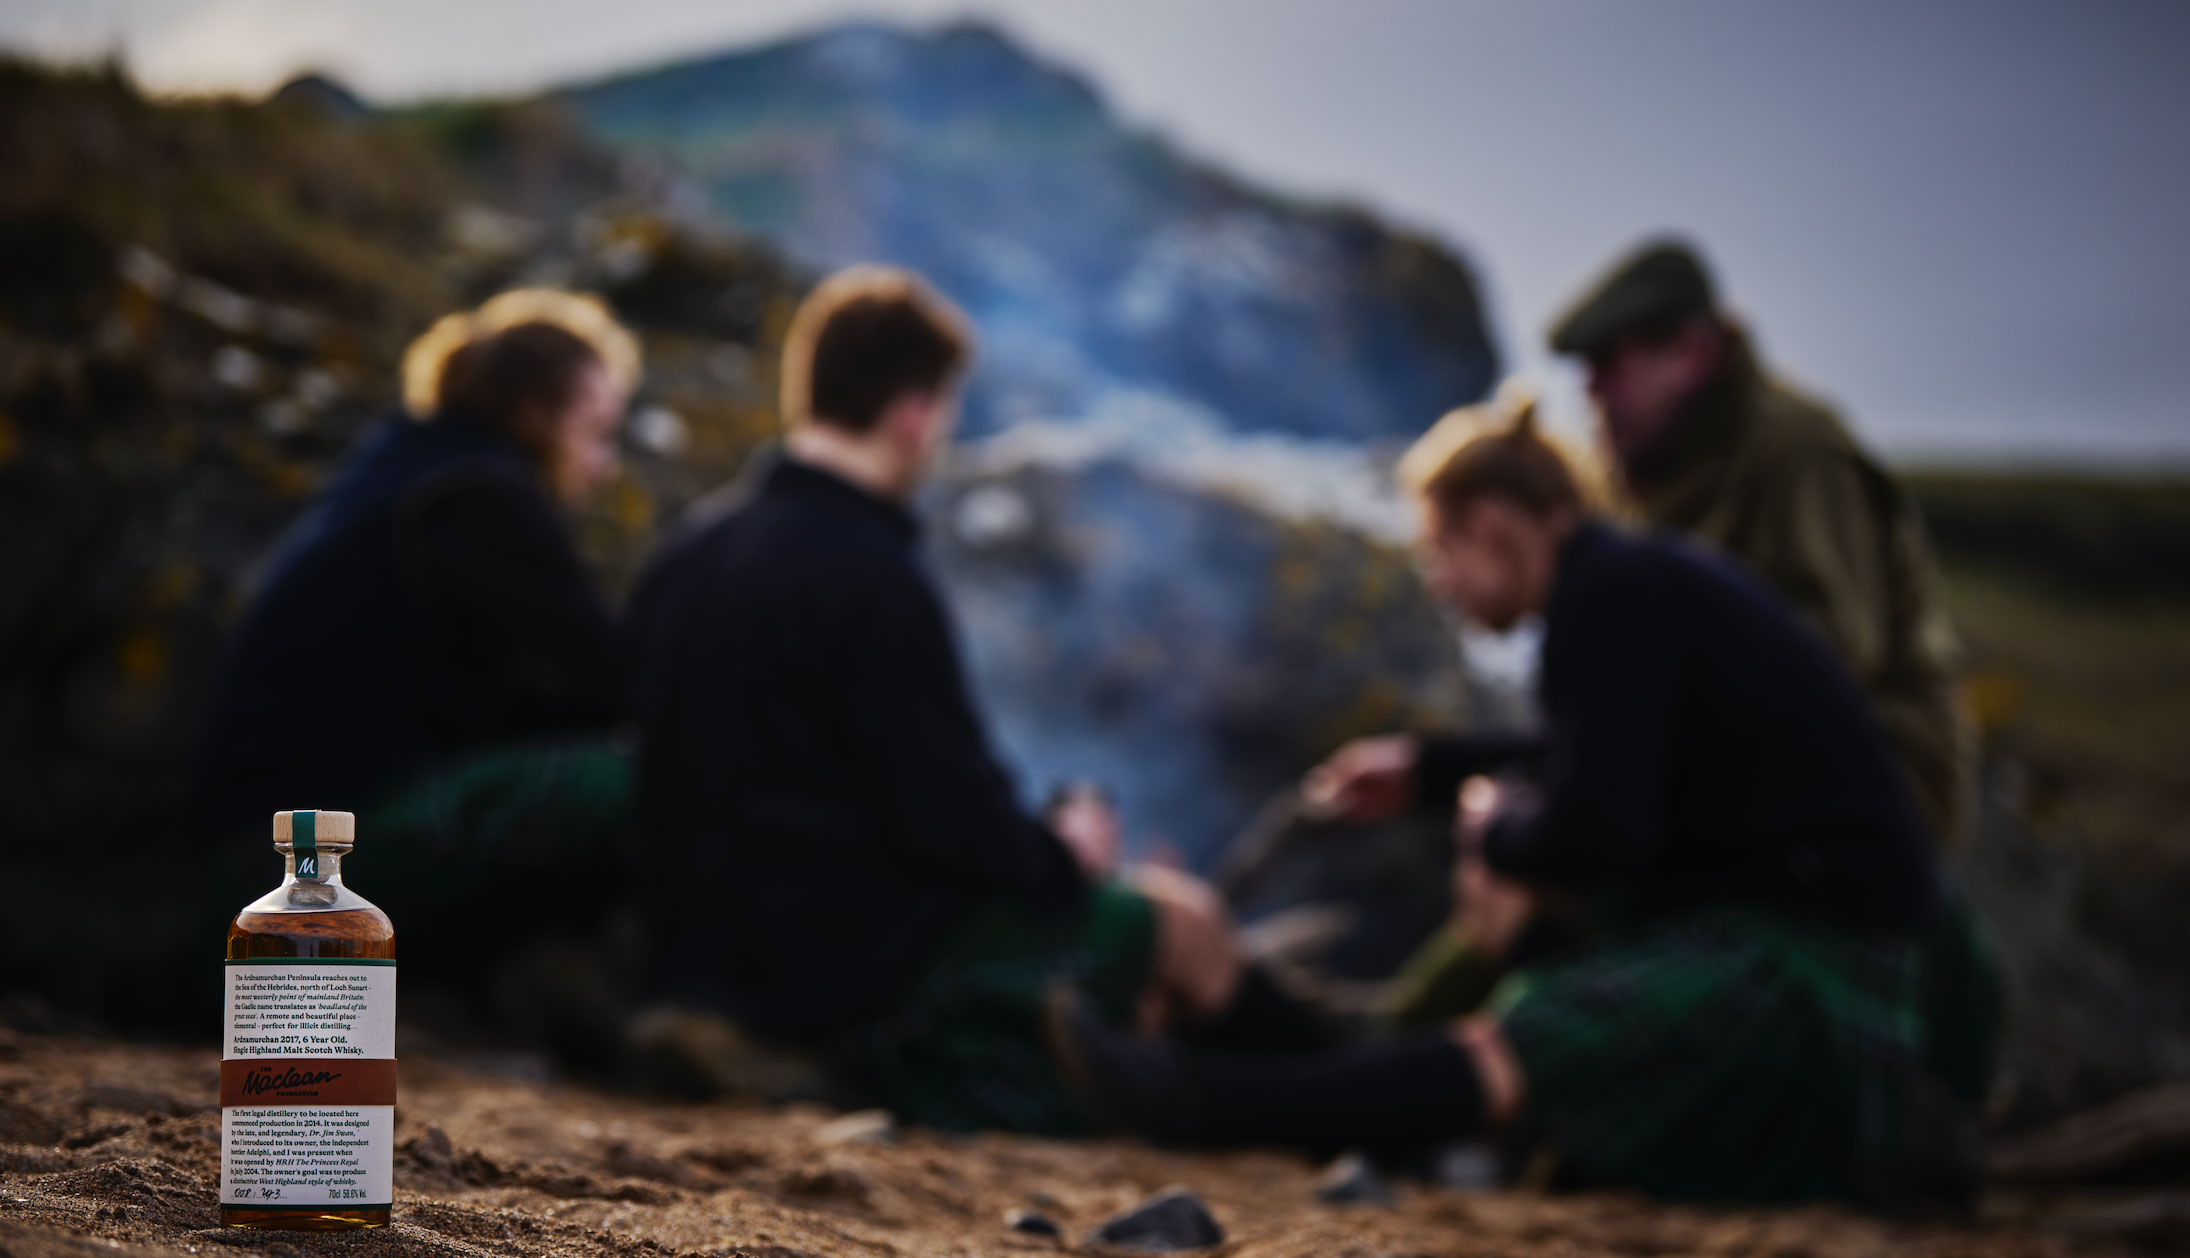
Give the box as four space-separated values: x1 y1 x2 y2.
558 20 1500 442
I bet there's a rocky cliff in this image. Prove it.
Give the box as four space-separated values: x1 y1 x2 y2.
553 20 1501 442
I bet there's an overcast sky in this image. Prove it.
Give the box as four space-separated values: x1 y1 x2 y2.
7 0 2187 467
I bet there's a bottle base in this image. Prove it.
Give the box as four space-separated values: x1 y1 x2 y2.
220 1207 389 1230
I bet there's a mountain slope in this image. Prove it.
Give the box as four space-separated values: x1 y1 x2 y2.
554 20 1499 441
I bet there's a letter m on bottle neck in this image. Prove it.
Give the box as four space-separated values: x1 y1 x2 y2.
295 810 319 878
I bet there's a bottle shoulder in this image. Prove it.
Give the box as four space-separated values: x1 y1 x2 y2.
238 877 387 917
229 885 395 959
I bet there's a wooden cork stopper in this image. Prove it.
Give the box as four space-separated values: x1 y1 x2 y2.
271 810 357 844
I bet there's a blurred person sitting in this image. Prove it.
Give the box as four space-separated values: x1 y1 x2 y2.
1316 239 1984 1030
1551 237 1970 847
1055 395 1994 1211
626 266 1328 1133
192 290 640 979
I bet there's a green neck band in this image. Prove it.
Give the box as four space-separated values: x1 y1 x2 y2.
293 810 320 880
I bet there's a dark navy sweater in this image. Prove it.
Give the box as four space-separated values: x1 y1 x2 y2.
1468 521 1937 934
192 413 623 842
625 453 1087 1046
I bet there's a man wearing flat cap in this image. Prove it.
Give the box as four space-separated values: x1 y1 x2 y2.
1549 238 1972 850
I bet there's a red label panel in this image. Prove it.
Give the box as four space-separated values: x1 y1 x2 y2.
219 1058 397 1107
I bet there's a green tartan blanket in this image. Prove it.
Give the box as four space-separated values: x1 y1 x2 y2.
833 882 1156 1136
1491 903 1994 1210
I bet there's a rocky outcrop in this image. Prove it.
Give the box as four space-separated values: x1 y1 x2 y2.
552 20 1501 442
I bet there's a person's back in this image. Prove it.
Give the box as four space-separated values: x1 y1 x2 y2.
628 266 1292 1137
629 452 1078 1043
1505 520 1936 934
195 412 615 839
628 267 1105 1058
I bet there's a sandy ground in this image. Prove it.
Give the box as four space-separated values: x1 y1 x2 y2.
0 1027 2153 1258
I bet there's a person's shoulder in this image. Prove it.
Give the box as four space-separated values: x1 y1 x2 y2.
1572 516 1684 568
1560 520 1706 609
389 440 564 553
636 480 777 609
1736 373 1914 542
375 413 545 504
409 455 549 511
688 478 913 570
643 468 927 613
1544 524 1720 665
1744 372 1877 475
1580 521 1792 622
651 476 760 563
629 483 784 640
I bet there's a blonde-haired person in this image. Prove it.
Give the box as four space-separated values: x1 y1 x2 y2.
194 290 641 996
1054 393 1991 1211
1304 387 1594 1022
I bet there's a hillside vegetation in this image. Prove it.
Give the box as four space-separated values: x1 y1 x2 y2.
1908 471 2190 987
0 62 802 1019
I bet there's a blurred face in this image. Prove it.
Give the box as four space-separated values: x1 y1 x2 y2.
535 359 626 504
1586 319 1724 467
888 384 961 482
1414 497 1538 633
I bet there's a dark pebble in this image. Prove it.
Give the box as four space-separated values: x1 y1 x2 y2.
1087 1189 1224 1251
1314 1151 1394 1205
1006 1207 1063 1237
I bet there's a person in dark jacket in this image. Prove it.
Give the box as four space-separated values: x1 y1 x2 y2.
1057 398 1994 1211
627 266 1301 1134
192 290 641 973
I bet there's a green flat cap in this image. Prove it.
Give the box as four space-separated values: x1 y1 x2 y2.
1547 238 1717 358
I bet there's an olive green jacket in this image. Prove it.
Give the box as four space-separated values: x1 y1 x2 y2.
1620 328 1972 845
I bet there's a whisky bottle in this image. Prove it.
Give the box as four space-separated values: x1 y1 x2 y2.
219 810 396 1230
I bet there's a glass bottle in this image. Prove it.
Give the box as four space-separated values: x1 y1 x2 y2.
220 809 396 1230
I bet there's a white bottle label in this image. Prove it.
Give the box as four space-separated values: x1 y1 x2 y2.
220 959 396 1213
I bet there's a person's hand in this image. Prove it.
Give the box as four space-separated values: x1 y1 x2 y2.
1125 863 1241 1027
1301 734 1419 823
1456 774 1504 853
1454 850 1537 959
1452 775 1537 959
1455 774 1537 853
1049 783 1122 879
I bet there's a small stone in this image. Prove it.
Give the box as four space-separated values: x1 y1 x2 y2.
208 344 264 392
406 1126 455 1172
1005 1208 1063 1237
1314 1151 1393 1205
1088 1189 1224 1251
1429 1140 1503 1191
813 1107 895 1146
